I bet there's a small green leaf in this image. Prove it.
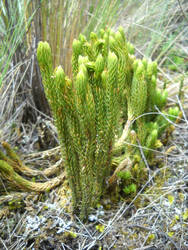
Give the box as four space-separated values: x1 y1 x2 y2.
117 170 132 180
123 184 136 194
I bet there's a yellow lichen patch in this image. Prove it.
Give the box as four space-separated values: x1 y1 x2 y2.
62 230 77 240
183 209 188 221
178 192 185 202
170 215 179 228
130 233 138 240
167 231 174 237
96 224 105 233
68 231 77 238
165 146 176 154
167 194 175 205
175 215 180 220
155 139 163 148
146 234 155 244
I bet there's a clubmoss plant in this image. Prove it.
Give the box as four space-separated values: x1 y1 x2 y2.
0 27 180 220
36 27 180 219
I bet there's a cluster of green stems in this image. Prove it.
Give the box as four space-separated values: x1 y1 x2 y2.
37 27 179 220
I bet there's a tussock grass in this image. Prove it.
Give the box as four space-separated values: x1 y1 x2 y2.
0 59 32 143
116 0 187 59
0 0 36 88
116 0 188 106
